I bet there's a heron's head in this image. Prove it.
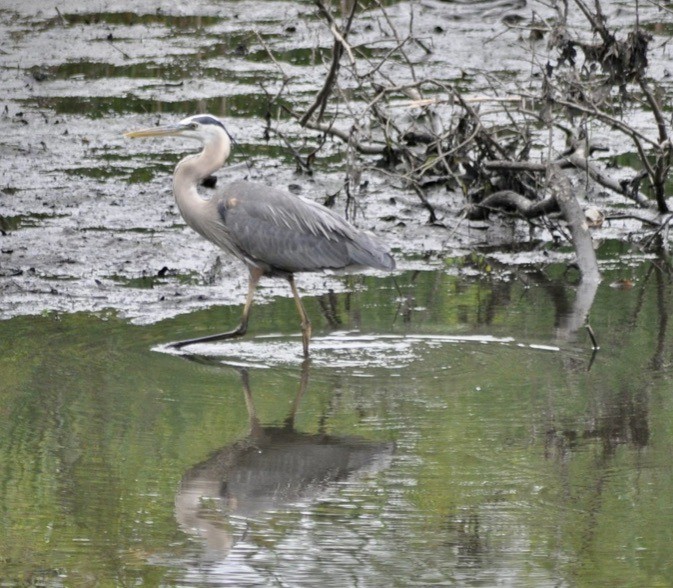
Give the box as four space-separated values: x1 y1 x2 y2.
125 114 234 148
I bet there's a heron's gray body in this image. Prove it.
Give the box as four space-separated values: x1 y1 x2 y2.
194 180 394 276
126 114 395 356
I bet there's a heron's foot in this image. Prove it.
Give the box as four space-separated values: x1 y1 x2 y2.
168 323 247 350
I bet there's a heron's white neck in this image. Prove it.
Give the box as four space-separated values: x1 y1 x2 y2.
172 131 230 234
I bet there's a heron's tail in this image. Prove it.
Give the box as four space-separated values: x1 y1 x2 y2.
347 232 396 271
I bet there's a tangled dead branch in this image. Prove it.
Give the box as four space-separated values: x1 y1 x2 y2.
259 0 673 281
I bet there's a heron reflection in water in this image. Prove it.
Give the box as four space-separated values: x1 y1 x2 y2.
174 364 394 560
125 115 395 356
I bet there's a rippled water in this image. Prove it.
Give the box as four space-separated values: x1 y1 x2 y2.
3 265 673 586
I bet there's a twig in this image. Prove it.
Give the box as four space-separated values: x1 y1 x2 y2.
254 29 291 82
55 7 69 26
300 0 357 126
585 324 600 350
543 95 658 149
298 116 386 155
573 0 612 44
107 39 131 59
411 183 439 224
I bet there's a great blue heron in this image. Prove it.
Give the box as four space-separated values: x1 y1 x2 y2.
125 114 395 357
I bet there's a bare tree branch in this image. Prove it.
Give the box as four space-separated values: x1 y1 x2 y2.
300 0 358 126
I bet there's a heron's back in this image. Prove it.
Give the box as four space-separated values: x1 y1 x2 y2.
209 181 395 274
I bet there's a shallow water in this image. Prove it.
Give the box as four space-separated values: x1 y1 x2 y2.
3 0 673 585
3 263 673 586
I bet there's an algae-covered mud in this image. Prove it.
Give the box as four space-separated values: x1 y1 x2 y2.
2 0 670 323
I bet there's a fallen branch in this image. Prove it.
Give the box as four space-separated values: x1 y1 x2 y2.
565 151 652 209
549 165 601 284
467 167 601 283
486 149 654 210
466 190 559 220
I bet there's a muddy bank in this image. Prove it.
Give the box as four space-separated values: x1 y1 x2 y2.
0 0 668 323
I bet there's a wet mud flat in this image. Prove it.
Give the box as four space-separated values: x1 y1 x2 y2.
1 0 671 323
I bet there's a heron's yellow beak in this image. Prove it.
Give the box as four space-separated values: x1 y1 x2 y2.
124 124 187 139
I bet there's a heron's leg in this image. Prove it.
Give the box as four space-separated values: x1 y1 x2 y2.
169 268 263 349
287 275 312 358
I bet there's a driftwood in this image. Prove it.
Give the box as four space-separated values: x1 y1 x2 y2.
549 166 601 284
485 142 653 210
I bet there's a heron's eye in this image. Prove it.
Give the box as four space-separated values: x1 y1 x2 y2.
189 123 198 130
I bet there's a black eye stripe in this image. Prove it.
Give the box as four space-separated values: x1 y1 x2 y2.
188 115 235 144
192 115 225 128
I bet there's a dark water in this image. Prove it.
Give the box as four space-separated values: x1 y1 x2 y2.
2 262 673 586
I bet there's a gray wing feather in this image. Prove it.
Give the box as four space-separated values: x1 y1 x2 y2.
212 181 394 273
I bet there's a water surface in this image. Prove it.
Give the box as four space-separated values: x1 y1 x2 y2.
2 264 673 586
